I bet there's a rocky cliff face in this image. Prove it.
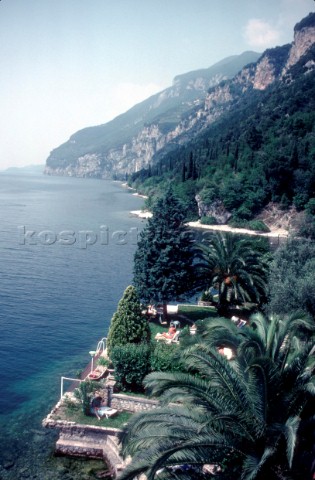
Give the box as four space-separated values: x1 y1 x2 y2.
45 51 261 178
195 196 232 224
45 14 315 179
285 16 315 71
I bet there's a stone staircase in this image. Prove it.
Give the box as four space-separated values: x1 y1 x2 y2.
56 426 125 477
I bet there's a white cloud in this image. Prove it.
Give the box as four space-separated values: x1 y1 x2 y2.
243 19 281 49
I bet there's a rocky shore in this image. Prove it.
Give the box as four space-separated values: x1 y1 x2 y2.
129 209 289 238
186 220 289 238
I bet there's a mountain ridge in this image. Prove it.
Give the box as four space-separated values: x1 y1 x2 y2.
45 51 261 177
45 12 315 182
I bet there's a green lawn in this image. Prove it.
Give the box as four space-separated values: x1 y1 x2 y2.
65 407 132 429
149 321 168 338
178 304 218 322
148 305 218 332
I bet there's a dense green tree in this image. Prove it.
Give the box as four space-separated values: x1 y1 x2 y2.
119 313 315 480
267 238 315 317
194 233 269 313
133 187 194 316
106 285 150 355
111 343 151 392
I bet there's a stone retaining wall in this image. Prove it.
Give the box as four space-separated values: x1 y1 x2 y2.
111 394 159 412
43 391 159 477
45 421 124 477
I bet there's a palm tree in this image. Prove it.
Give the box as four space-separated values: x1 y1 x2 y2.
194 233 269 313
119 312 315 480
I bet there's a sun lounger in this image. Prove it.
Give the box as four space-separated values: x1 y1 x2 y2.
189 325 197 335
90 406 118 419
87 366 107 380
156 331 181 344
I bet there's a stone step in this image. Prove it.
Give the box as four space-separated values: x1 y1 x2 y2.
56 433 125 476
56 437 104 459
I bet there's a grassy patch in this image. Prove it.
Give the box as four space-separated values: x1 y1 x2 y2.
178 305 218 322
117 390 148 398
65 407 132 428
149 321 168 338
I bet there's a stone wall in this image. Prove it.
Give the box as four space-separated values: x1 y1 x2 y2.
111 393 159 412
49 422 124 477
43 391 160 477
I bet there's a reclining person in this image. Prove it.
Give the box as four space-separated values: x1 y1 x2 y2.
155 325 176 341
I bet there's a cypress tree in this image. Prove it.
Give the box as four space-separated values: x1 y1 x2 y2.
133 187 194 318
181 160 186 182
107 285 150 355
187 152 194 179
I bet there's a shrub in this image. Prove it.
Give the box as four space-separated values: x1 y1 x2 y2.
150 342 180 372
228 218 270 232
111 343 151 392
298 213 315 239
200 216 218 225
200 290 213 302
97 357 111 368
247 220 270 232
228 218 248 229
305 198 315 215
293 193 309 210
73 380 99 415
235 205 252 220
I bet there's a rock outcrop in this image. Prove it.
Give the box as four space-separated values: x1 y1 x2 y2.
195 196 232 224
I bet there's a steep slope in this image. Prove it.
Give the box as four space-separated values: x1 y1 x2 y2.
130 13 315 228
45 13 315 183
44 51 260 178
154 12 315 161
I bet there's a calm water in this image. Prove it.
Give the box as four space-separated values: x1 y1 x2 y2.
0 173 144 479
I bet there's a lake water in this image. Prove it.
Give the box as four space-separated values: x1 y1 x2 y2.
0 173 145 479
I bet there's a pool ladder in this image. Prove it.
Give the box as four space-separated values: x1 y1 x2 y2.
96 337 107 353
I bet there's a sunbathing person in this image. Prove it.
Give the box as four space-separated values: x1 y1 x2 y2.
91 396 104 420
90 395 118 420
155 325 176 340
88 365 107 380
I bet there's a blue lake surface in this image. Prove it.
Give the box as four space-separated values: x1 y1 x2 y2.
0 173 145 478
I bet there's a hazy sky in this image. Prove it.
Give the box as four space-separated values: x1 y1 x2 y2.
0 0 313 170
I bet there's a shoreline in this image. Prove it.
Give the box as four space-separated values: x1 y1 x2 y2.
186 220 289 238
129 210 289 238
121 182 148 199
130 209 152 219
122 182 289 239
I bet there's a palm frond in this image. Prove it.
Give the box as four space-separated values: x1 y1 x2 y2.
284 415 301 467
241 447 275 480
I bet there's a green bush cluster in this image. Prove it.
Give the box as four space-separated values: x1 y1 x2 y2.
247 220 270 232
150 342 180 372
228 218 270 232
110 340 182 393
73 380 99 415
111 343 151 392
200 216 218 225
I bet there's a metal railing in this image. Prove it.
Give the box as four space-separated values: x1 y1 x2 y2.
60 376 83 400
96 337 107 353
59 337 108 399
